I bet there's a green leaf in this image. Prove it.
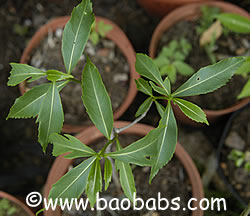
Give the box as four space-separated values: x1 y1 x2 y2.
107 128 162 166
163 77 171 94
89 31 99 45
37 82 64 152
104 158 112 190
49 156 96 202
49 133 96 159
155 101 165 118
150 81 168 96
173 61 195 76
46 70 73 82
135 78 153 96
173 98 208 125
86 158 102 208
115 139 136 202
174 51 185 61
7 81 67 120
135 97 153 117
150 101 177 183
7 63 46 86
235 59 250 76
98 20 113 37
153 56 170 68
135 54 170 94
215 13 250 33
160 65 177 83
62 0 94 73
237 79 250 99
82 57 113 140
172 57 245 97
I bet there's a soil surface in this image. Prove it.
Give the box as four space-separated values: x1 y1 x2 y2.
63 134 192 216
220 105 250 202
27 29 129 125
156 19 249 110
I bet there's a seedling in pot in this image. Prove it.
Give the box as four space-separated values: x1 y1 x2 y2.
89 20 113 45
0 199 17 216
153 38 194 83
6 0 250 211
228 149 250 172
198 5 250 99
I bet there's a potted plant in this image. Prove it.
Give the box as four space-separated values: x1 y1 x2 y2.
19 15 139 133
216 103 250 207
6 0 250 215
137 0 215 17
0 191 34 216
149 1 250 125
43 122 204 216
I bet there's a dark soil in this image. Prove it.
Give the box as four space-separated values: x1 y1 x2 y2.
63 134 192 216
27 29 129 125
0 198 29 216
157 20 249 110
220 105 250 202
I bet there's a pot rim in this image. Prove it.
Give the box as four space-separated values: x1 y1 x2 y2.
44 121 204 216
19 16 139 133
216 102 250 207
0 191 35 216
149 1 250 124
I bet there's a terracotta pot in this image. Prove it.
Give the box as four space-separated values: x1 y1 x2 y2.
137 0 215 17
216 103 250 207
19 16 139 133
44 121 204 216
0 191 34 216
149 1 250 126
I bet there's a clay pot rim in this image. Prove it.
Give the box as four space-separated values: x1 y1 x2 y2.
0 191 34 216
149 1 250 119
44 121 204 216
216 103 250 207
19 16 139 133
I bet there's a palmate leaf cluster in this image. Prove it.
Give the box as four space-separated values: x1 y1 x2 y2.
6 0 248 210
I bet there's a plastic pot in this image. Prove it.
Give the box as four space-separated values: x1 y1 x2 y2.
19 16 139 133
43 121 204 216
216 103 250 207
0 191 34 216
149 1 250 126
137 0 215 17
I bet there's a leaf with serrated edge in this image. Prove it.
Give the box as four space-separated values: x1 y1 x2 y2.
150 81 168 96
37 82 64 152
174 98 208 125
49 133 96 159
62 0 94 73
163 77 171 94
82 57 113 140
215 13 250 33
86 159 102 207
135 78 152 96
106 128 162 166
135 97 153 117
135 54 170 95
150 101 177 183
8 63 46 86
172 57 245 97
115 139 136 202
104 158 112 190
155 101 165 118
49 156 96 202
7 81 67 120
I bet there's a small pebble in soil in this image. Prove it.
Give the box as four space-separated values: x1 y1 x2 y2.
225 131 246 150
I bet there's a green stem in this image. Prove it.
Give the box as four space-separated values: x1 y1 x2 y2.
153 96 169 100
240 203 250 216
68 78 81 84
99 137 116 156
